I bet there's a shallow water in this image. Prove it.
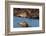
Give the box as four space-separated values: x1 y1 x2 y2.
13 16 39 28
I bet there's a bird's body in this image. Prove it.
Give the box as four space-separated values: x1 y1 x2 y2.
18 21 28 27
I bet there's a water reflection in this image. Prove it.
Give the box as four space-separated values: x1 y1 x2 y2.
13 16 39 28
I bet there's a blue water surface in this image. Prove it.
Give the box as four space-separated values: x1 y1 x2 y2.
13 16 39 28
